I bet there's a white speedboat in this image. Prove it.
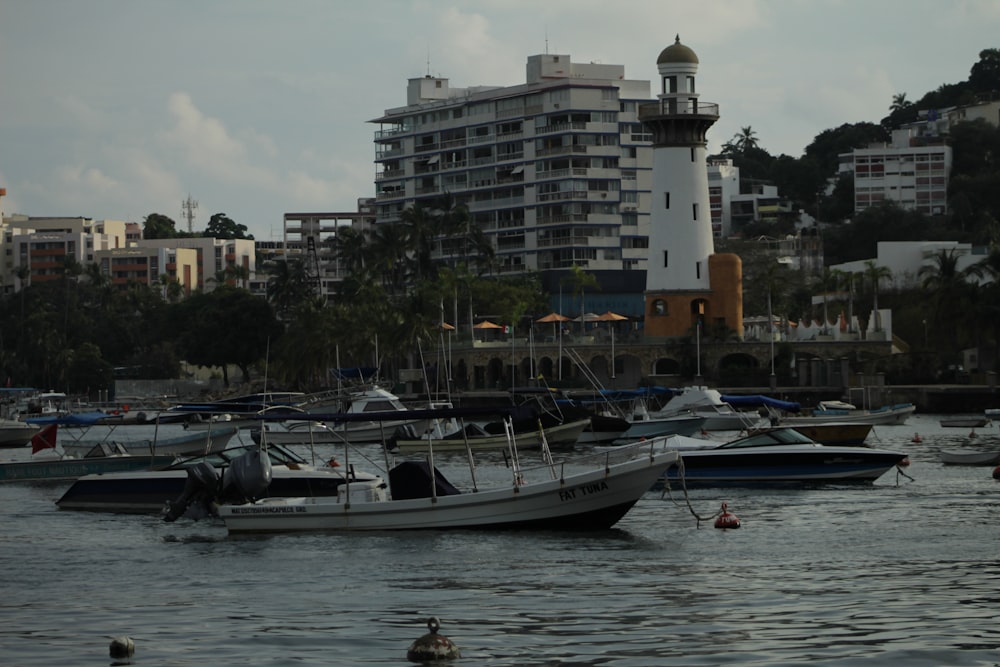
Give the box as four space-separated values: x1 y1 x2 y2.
26 411 239 458
657 427 908 486
320 386 433 444
651 386 766 431
1 425 175 483
939 448 1000 466
0 418 40 448
217 441 679 533
778 400 916 426
56 442 381 514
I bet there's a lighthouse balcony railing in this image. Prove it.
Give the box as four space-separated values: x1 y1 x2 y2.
638 100 719 119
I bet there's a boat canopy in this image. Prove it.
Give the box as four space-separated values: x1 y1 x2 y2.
25 411 118 425
721 395 801 413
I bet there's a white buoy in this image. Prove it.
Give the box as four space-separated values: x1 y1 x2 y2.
109 635 134 660
407 617 460 662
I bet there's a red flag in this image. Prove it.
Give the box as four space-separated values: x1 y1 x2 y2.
31 424 59 455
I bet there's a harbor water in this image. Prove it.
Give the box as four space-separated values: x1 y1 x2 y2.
2 412 999 666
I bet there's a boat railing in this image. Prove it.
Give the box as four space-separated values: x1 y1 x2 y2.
512 440 660 485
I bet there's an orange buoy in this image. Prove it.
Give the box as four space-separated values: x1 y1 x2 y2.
327 457 340 468
714 502 740 529
911 433 922 443
899 456 911 467
992 466 1000 480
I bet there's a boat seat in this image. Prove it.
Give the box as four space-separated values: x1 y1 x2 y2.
389 461 461 500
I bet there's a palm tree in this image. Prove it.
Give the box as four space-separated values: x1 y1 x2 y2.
811 267 841 334
561 265 599 335
919 248 976 353
736 125 759 152
862 260 893 332
890 93 911 113
838 270 861 334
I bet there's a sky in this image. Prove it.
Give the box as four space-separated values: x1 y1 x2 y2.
1 0 998 242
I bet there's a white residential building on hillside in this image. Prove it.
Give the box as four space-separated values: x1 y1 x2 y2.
830 240 989 288
369 53 656 276
838 128 952 216
707 158 740 237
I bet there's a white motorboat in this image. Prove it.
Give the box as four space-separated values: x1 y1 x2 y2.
217 441 680 533
0 418 40 448
26 411 239 458
939 417 990 428
938 448 1000 466
651 386 766 431
1 425 176 483
657 427 909 486
320 386 434 444
778 400 916 426
56 442 381 514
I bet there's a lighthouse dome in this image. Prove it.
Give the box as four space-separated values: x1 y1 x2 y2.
657 35 698 64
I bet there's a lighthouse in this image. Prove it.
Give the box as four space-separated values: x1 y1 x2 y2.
639 36 742 339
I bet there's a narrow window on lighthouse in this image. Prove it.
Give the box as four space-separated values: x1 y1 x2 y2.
663 250 669 267
692 203 699 220
696 261 702 279
690 147 696 162
664 192 670 209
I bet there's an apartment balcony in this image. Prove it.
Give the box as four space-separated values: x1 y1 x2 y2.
535 121 588 135
467 134 495 145
535 214 589 225
536 235 593 248
375 169 404 181
536 145 588 158
374 127 409 140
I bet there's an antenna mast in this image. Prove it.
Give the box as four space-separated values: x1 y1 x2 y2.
181 195 198 233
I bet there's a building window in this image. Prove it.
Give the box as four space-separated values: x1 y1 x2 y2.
664 192 670 209
663 250 669 267
691 147 696 162
652 299 667 316
696 261 701 279
692 203 698 220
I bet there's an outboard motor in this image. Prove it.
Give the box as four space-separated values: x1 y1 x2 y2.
163 462 221 522
221 447 273 503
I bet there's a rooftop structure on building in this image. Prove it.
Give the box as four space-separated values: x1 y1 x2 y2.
368 53 656 283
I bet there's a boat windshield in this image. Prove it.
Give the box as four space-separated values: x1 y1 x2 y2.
717 428 815 449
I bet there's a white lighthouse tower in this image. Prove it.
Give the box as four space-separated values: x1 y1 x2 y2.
640 36 742 339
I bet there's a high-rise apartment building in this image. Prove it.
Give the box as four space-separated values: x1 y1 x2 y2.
369 54 656 278
839 127 952 216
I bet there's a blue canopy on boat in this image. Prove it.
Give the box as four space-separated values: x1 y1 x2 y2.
25 411 120 425
721 394 801 413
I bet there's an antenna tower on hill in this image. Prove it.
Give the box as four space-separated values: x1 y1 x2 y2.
182 195 198 233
